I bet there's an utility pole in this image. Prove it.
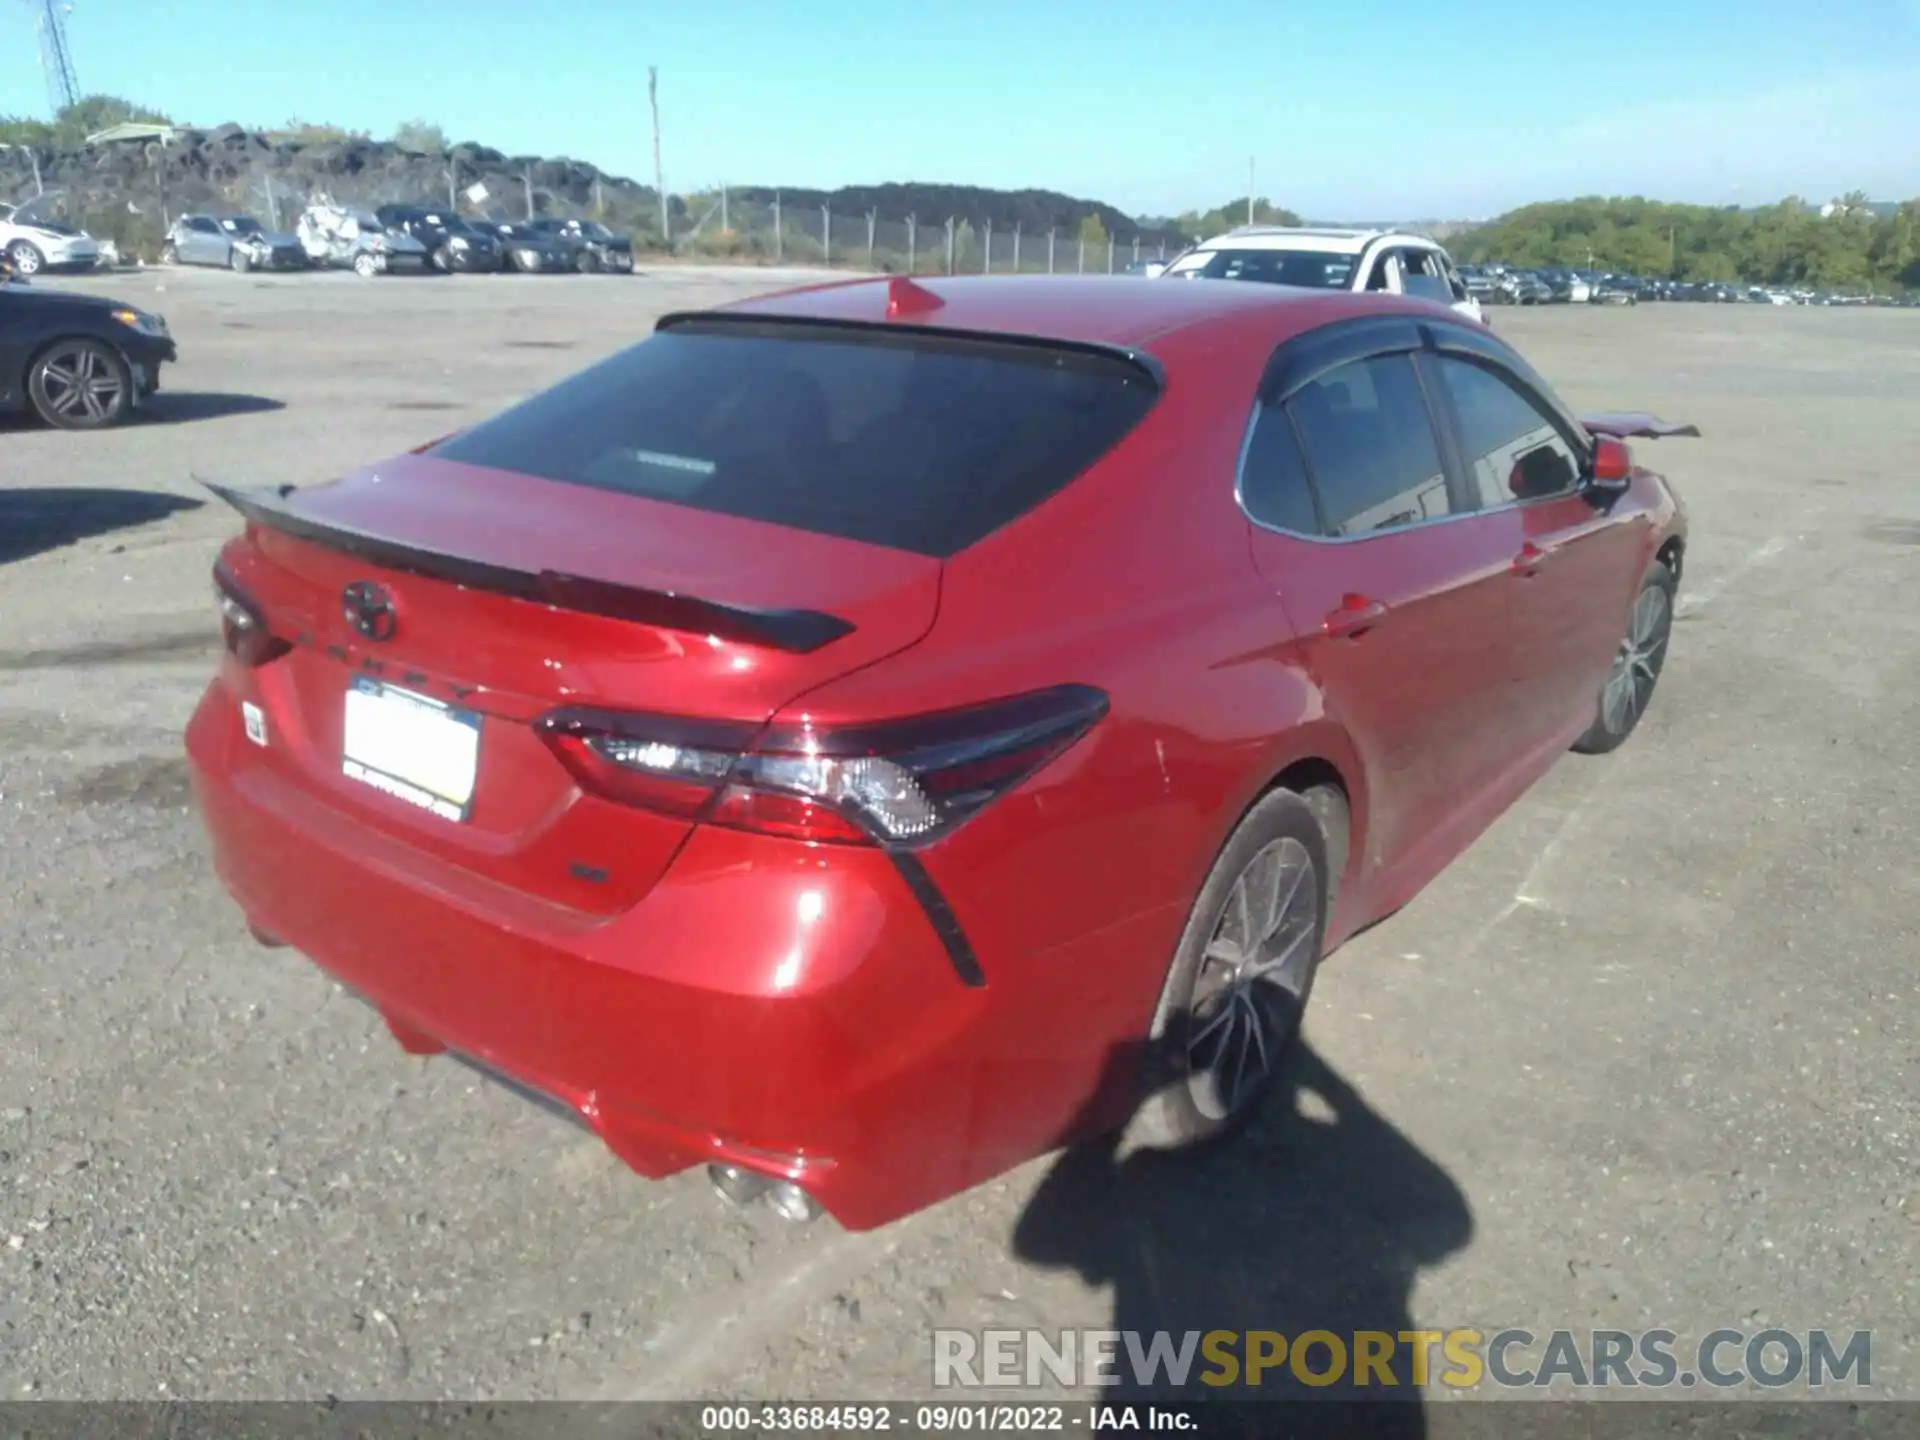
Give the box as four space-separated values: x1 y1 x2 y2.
1247 158 1255 226
648 66 668 249
720 183 728 233
773 189 782 260
35 0 81 114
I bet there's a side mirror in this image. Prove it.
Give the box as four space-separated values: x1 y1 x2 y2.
1588 436 1633 492
1508 446 1578 499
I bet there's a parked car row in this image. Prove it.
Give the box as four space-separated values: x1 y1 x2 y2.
160 202 638 278
1459 262 1917 309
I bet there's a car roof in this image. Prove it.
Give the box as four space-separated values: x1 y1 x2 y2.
1187 226 1440 255
710 274 1427 350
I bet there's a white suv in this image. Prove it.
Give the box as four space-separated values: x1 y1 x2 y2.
1160 226 1485 324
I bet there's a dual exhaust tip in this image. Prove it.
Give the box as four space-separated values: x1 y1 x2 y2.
707 1163 821 1223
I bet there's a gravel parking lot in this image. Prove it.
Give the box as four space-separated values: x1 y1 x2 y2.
1 268 1915 1408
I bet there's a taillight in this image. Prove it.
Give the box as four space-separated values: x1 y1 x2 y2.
537 685 1109 847
213 562 291 667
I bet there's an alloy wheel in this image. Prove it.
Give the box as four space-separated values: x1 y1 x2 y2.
1184 836 1319 1122
10 242 43 275
35 341 126 425
1602 583 1672 735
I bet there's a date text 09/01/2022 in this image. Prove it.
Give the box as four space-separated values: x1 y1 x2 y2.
699 1403 1196 1432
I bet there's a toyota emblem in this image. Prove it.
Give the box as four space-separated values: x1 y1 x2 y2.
343 581 399 642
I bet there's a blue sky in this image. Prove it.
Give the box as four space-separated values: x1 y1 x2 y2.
4 0 1917 219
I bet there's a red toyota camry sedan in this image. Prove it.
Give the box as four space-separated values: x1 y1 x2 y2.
185 275 1692 1230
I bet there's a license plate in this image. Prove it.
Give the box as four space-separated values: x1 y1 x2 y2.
341 678 481 822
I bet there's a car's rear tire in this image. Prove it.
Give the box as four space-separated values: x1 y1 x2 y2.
1125 784 1337 1151
26 337 132 430
1573 560 1676 755
353 252 379 278
160 243 179 266
575 249 600 274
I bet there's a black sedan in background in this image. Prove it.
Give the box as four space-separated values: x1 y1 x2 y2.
374 206 505 273
526 217 636 272
471 220 576 273
0 268 176 429
1593 274 1646 305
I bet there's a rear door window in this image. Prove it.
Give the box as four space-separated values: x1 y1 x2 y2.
1399 249 1456 305
1238 404 1323 536
431 324 1160 557
1432 356 1582 505
1285 354 1450 534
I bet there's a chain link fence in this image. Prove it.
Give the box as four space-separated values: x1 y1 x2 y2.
670 195 1178 274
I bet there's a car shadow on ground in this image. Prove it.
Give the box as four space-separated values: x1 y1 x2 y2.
138 392 286 424
1014 1036 1473 1437
0 487 204 565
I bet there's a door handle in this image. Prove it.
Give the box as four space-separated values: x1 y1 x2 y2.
1322 594 1389 638
1511 542 1552 576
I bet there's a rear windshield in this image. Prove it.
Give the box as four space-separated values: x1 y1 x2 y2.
429 321 1160 557
1165 248 1357 288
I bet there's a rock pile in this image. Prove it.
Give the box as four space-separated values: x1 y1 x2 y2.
0 124 662 257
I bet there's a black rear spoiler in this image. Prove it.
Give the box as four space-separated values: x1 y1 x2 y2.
1579 413 1702 440
200 480 857 655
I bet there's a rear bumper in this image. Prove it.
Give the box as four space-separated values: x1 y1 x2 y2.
183 678 1138 1229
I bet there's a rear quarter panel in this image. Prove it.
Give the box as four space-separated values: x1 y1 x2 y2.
778 310 1365 1026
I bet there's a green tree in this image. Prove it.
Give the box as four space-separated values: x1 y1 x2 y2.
392 119 449 154
53 94 172 147
1172 197 1302 240
273 118 372 142
1078 214 1109 250
0 115 55 147
1 96 170 150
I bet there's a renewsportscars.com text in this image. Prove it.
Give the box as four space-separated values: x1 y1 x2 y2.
932 1327 1872 1391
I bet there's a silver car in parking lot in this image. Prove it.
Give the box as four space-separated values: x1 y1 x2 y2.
164 214 309 272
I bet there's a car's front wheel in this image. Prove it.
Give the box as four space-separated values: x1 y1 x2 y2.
1574 560 1676 754
353 252 379 278
26 337 133 430
1127 785 1338 1149
7 240 45 275
229 247 252 273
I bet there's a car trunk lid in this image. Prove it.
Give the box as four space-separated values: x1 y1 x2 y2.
210 455 942 914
